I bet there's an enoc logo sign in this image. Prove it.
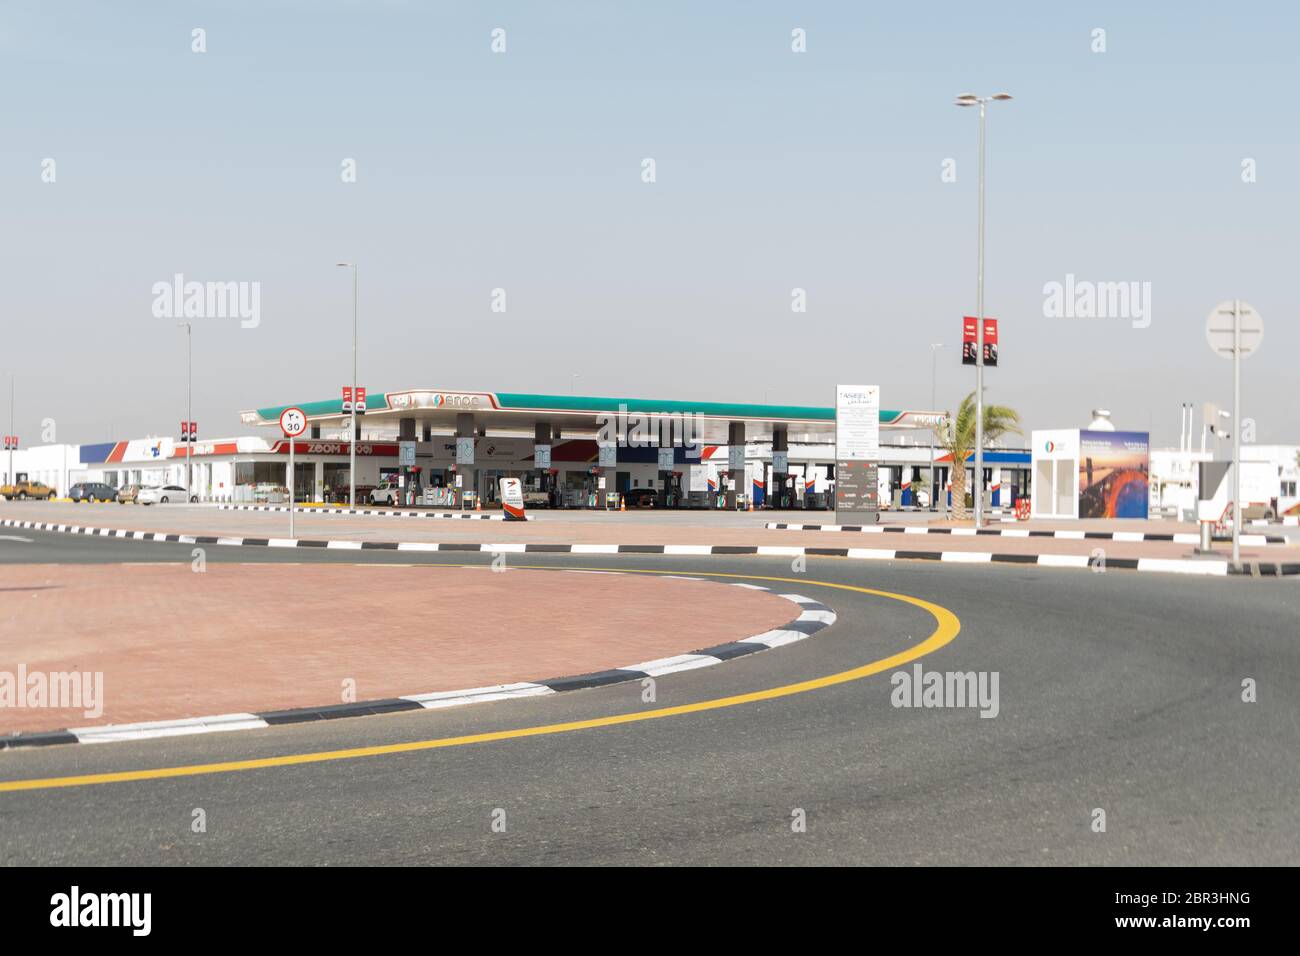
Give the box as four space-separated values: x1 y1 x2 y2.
389 391 488 411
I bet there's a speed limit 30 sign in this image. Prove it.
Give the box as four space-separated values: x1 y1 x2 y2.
280 407 308 437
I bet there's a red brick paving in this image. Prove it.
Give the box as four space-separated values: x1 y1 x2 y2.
0 564 794 734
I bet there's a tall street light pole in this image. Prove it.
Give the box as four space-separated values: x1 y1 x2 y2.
7 374 13 487
336 262 358 508
955 91 1012 529
929 342 943 511
178 322 192 498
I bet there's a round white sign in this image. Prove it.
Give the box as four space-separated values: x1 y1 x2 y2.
279 407 308 437
1205 301 1263 359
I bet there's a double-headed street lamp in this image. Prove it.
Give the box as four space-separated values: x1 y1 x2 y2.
336 262 358 508
955 91 1012 528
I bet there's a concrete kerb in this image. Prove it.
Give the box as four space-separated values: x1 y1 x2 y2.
4 518 1298 579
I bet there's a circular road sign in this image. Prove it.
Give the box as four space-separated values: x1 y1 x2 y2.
280 407 308 437
1205 301 1263 359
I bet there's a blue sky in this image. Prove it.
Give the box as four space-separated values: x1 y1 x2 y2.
2 1 1296 445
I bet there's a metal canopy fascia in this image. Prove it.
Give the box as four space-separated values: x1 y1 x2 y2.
242 388 938 440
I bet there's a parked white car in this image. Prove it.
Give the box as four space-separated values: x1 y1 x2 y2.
136 485 196 505
370 477 401 506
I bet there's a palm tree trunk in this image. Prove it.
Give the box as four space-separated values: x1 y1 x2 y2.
950 462 969 521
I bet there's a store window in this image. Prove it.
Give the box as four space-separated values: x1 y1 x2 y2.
323 463 350 501
234 462 285 486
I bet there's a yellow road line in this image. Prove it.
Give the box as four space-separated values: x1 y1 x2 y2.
0 569 959 793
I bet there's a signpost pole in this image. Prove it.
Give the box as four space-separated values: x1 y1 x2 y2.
1232 299 1241 564
351 271 358 509
974 100 985 529
280 407 307 540
186 323 192 500
1204 299 1261 567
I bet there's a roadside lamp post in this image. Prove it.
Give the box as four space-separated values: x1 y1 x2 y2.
336 262 358 508
7 374 13 488
929 342 943 511
955 91 1012 528
177 322 192 499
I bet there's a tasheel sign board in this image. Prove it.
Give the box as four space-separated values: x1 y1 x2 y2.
835 385 880 520
835 385 880 460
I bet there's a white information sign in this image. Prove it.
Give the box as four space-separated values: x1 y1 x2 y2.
498 476 526 520
836 385 880 460
534 444 552 469
456 437 475 465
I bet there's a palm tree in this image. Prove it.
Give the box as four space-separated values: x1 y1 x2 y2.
932 391 1023 521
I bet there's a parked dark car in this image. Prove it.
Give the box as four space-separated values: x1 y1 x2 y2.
622 487 661 508
69 482 118 502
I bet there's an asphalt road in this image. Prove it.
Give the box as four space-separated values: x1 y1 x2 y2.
1 528 1297 865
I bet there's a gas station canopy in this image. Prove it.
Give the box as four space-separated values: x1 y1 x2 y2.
242 388 946 443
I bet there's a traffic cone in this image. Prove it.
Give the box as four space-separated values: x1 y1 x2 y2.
619 495 625 512
747 496 754 512
475 495 482 512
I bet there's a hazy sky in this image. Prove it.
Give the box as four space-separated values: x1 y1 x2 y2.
3 1 1296 448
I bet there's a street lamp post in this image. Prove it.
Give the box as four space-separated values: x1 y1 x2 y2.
178 322 192 498
955 91 1012 528
929 342 943 511
7 374 13 488
336 262 358 508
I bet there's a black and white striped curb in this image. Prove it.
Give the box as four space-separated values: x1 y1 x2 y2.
215 503 517 520
4 518 1297 577
0 578 834 749
1250 516 1299 527
766 522 1287 546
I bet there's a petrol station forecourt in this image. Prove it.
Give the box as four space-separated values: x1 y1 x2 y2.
10 385 1037 514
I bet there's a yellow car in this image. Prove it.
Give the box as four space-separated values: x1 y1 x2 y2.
0 479 56 500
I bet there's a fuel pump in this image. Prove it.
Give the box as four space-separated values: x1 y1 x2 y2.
543 468 560 508
586 466 602 508
660 470 683 508
408 466 422 506
770 469 788 510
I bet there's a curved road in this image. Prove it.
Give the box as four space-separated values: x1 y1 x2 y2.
1 529 1297 865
